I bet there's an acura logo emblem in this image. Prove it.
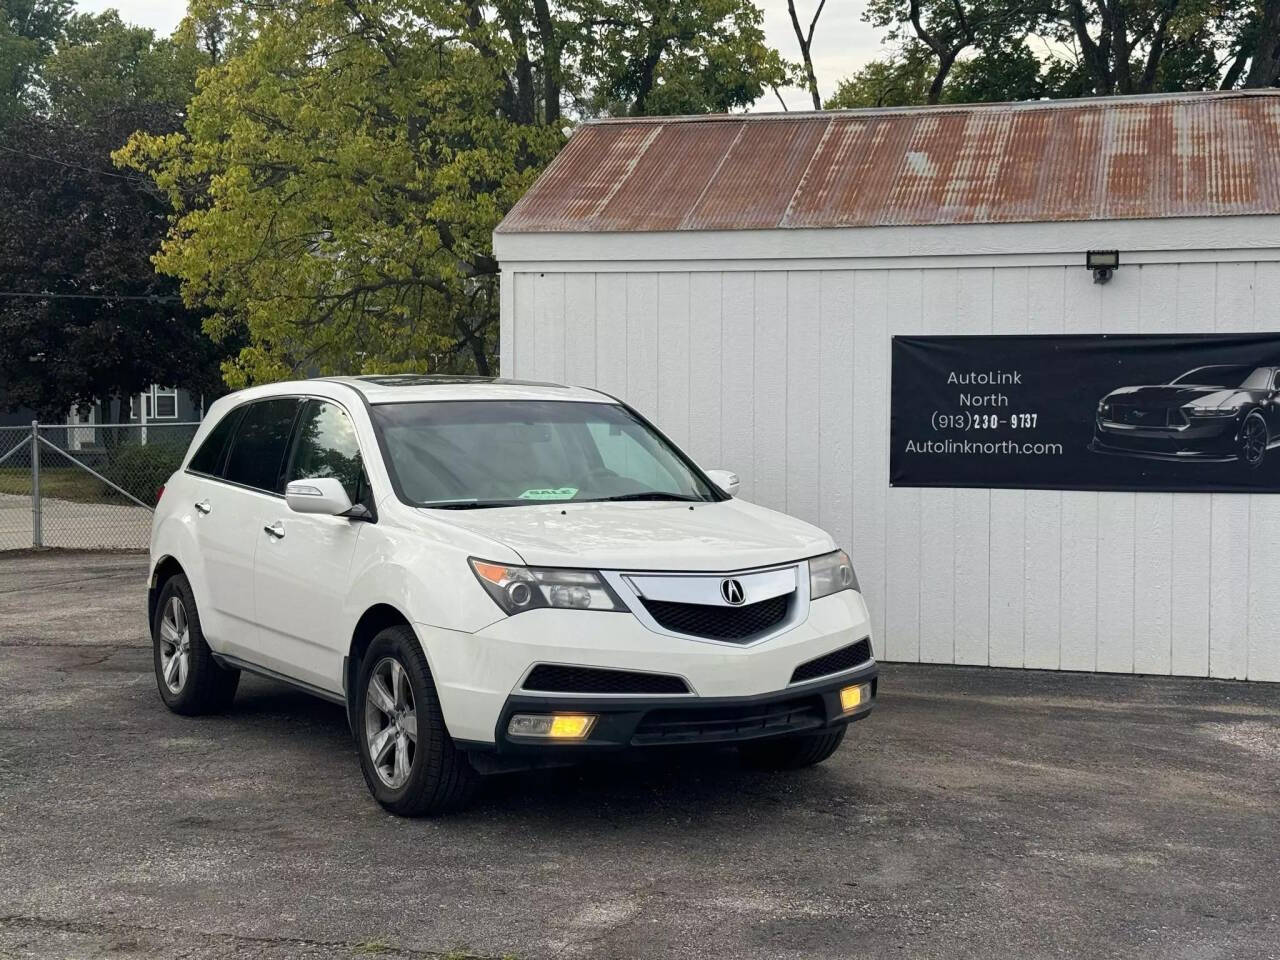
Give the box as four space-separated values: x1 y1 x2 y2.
721 579 746 605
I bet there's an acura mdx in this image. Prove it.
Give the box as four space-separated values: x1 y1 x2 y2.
148 376 877 815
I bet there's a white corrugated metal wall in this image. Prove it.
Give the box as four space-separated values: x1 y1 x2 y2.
501 257 1280 682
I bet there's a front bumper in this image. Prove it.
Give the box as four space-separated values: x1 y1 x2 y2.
1090 417 1242 462
483 663 877 756
416 590 874 745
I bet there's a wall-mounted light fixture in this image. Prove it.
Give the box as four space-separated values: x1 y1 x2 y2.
1086 249 1119 285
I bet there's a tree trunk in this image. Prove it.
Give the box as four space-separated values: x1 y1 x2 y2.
801 56 821 110
1065 0 1111 94
1138 2 1181 93
1245 0 1280 87
458 317 491 376
1109 2 1134 94
531 0 560 125
927 49 958 104
1220 45 1250 89
498 5 535 125
633 39 666 115
787 0 823 109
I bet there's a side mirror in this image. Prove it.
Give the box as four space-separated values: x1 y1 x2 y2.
285 477 353 516
705 469 740 497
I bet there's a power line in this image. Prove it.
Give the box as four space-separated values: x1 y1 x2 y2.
0 144 155 185
0 290 182 303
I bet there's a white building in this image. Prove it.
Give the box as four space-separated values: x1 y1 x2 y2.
493 91 1280 682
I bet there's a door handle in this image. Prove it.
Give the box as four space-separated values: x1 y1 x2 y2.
263 521 285 540
193 500 211 515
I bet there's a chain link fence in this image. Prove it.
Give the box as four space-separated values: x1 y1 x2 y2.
0 422 200 551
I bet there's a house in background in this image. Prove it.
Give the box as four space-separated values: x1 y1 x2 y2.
1 385 204 449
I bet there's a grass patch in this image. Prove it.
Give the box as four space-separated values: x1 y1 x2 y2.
0 467 119 504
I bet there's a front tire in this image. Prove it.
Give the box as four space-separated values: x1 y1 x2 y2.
152 574 239 715
738 725 847 770
354 625 479 816
1240 412 1268 469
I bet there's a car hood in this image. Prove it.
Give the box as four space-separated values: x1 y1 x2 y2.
418 498 835 571
1106 385 1246 407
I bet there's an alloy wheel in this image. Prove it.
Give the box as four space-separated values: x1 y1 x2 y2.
158 596 190 694
364 657 417 789
1242 416 1267 467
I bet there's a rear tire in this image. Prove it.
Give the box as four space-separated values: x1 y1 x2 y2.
152 574 240 715
739 726 847 770
354 625 479 816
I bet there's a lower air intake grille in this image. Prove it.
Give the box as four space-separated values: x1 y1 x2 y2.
523 664 689 695
640 593 790 642
790 637 873 684
632 696 824 745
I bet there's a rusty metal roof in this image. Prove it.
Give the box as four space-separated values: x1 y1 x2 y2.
496 92 1280 233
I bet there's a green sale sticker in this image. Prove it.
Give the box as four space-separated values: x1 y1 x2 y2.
517 487 579 501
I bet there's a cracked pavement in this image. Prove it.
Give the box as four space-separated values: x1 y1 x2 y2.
1 551 1279 959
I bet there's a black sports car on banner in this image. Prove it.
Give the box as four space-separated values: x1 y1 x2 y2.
1090 365 1280 468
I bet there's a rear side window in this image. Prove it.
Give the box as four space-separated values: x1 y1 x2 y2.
287 400 367 505
187 406 246 477
224 398 300 493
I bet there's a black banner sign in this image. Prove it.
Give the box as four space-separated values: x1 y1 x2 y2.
890 333 1280 493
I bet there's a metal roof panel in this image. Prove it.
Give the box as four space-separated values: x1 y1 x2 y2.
495 92 1280 234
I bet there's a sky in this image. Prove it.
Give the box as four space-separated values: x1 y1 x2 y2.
74 0 882 110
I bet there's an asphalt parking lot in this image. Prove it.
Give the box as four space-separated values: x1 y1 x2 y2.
1 551 1278 960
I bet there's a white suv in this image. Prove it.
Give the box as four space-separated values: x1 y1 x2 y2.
148 376 877 815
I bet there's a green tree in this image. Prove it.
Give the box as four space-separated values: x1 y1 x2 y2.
0 0 72 119
42 11 204 122
843 0 1271 105
118 0 788 386
1052 0 1229 95
826 37 1045 108
945 39 1047 101
825 44 934 107
565 0 789 116
0 7 227 418
863 0 1047 103
0 107 227 419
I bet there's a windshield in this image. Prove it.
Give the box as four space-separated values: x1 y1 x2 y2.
371 400 722 508
1171 365 1270 389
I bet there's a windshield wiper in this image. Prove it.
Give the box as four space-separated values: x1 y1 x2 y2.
422 492 706 508
420 499 518 510
589 492 704 503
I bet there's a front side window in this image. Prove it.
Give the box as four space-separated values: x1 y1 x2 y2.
371 400 721 509
288 400 367 505
224 398 300 492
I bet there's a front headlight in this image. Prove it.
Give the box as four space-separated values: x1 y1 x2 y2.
469 559 625 615
809 549 859 600
1185 405 1239 418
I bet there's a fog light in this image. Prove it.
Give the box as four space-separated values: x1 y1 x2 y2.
840 683 870 713
507 713 597 739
